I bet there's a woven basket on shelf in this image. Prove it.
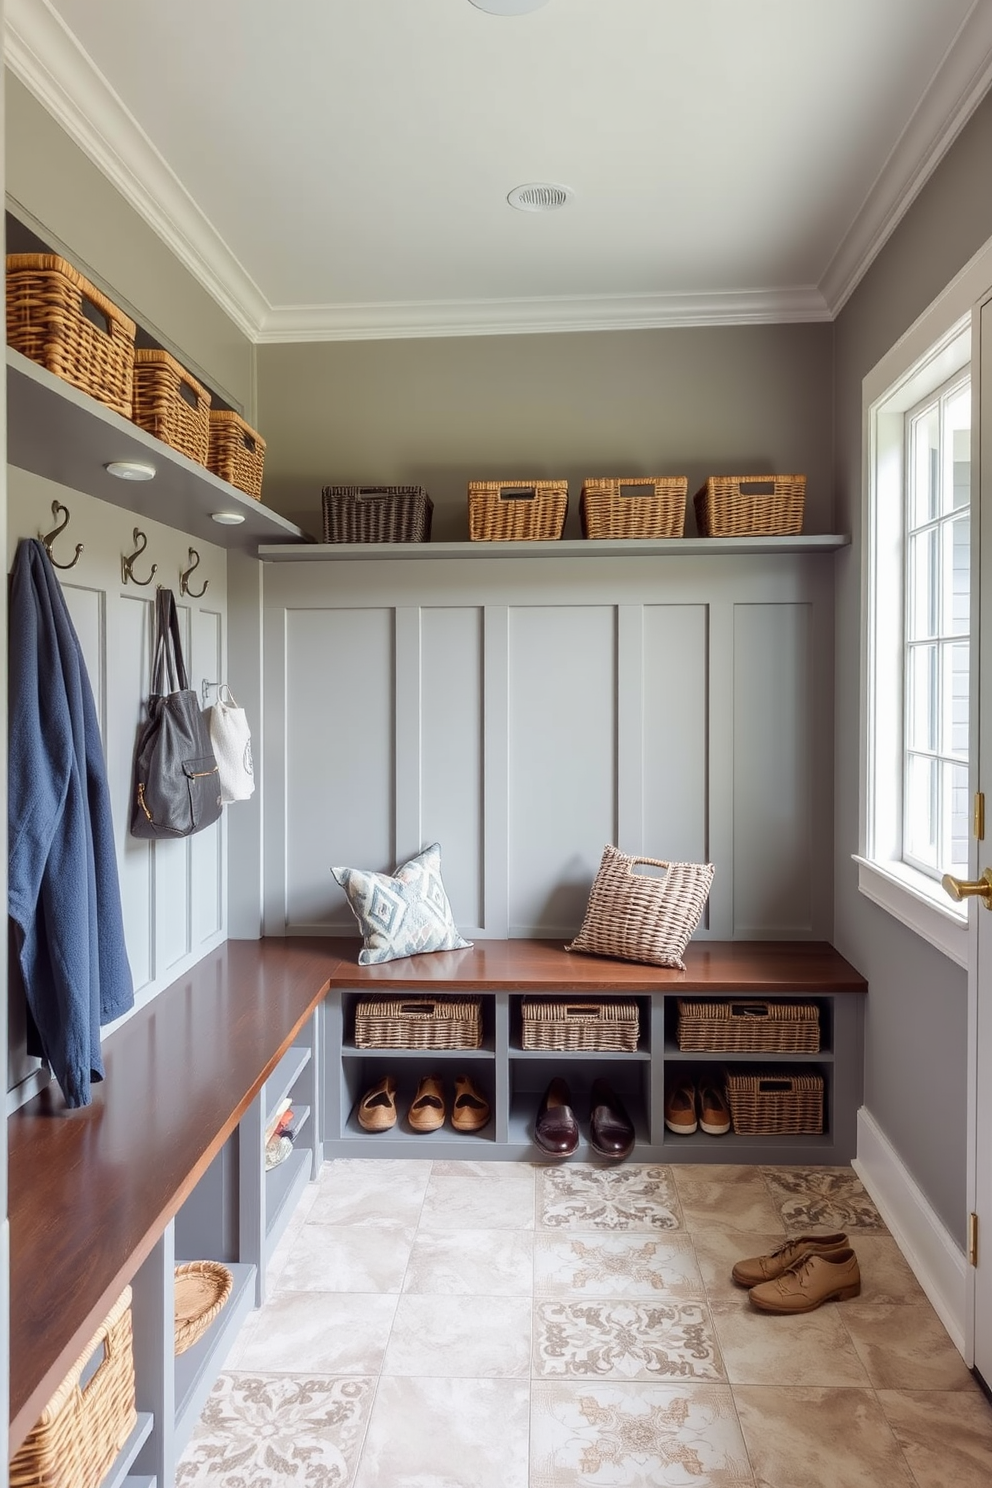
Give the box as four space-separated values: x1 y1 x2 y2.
174 1261 234 1356
521 999 639 1052
724 1070 824 1134
132 349 211 465
9 1286 137 1488
322 485 433 543
355 997 483 1049
676 999 820 1053
6 253 136 418
468 479 568 541
207 409 266 499
693 475 806 536
580 477 687 539
567 845 715 971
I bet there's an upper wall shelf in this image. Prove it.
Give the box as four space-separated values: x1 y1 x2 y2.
6 348 314 551
258 534 850 562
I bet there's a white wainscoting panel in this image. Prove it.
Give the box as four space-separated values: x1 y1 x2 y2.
640 604 708 865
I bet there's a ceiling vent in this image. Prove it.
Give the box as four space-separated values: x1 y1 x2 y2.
507 182 574 212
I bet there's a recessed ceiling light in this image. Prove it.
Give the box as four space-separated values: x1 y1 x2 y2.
210 511 247 525
105 459 156 481
469 0 550 13
507 182 574 212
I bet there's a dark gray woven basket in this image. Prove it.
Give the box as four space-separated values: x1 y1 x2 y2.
322 485 433 543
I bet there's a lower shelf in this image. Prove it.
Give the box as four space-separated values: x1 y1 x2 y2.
174 1261 256 1452
265 1144 313 1250
104 1411 154 1488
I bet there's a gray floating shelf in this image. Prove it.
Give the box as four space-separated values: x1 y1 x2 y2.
259 534 850 562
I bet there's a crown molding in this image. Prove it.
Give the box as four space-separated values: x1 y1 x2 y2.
4 0 269 340
256 287 832 342
820 0 992 316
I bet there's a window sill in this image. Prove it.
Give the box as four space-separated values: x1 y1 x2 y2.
853 855 969 967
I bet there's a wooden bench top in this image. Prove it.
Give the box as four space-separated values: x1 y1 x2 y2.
7 935 864 1451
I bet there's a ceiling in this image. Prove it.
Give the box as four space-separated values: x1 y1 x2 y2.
6 0 992 341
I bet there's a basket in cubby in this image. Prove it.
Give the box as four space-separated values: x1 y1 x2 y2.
6 253 136 418
355 996 482 1049
132 348 211 465
468 479 568 541
724 1069 824 1134
693 474 806 536
207 409 266 500
174 1260 234 1355
521 999 639 1052
677 999 820 1053
322 485 433 543
580 477 688 539
9 1286 137 1488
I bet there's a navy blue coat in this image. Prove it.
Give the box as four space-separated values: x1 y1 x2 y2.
8 538 134 1107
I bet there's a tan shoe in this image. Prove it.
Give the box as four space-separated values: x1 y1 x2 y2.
698 1079 731 1135
451 1073 490 1132
357 1074 398 1132
731 1232 849 1287
748 1247 861 1314
409 1073 446 1132
664 1080 697 1134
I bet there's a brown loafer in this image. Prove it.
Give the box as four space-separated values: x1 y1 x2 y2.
731 1232 849 1288
748 1247 861 1314
408 1073 445 1132
698 1079 731 1135
535 1077 578 1157
589 1078 635 1159
451 1073 490 1132
664 1080 697 1135
357 1074 398 1132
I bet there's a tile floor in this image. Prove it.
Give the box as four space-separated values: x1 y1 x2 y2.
176 1160 992 1487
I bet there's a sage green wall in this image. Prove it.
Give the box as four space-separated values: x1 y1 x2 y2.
4 73 254 415
255 325 833 541
833 90 992 1240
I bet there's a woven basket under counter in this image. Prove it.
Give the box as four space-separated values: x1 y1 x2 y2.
322 485 433 543
9 1286 137 1488
132 348 211 465
693 474 806 536
354 996 483 1049
580 477 688 539
174 1260 233 1356
724 1069 824 1135
468 479 568 541
521 999 640 1052
677 999 820 1053
207 409 266 500
6 253 136 418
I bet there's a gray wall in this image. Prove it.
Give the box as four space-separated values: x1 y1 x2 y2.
255 325 834 541
832 91 992 1241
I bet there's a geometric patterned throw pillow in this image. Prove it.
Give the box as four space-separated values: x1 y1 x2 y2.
331 842 472 966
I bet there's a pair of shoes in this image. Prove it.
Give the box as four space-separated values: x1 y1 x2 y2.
357 1073 490 1133
534 1078 635 1160
732 1232 861 1313
664 1077 730 1135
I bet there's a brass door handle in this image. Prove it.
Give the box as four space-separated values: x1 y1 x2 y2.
941 868 992 908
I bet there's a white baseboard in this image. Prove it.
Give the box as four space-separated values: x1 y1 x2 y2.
854 1106 969 1360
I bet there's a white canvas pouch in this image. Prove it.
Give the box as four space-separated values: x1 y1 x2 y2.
205 685 255 803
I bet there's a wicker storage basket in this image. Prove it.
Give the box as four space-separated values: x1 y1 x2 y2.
174 1261 234 1356
6 253 136 418
10 1286 137 1488
207 409 266 499
693 474 806 536
521 998 639 1052
468 479 568 541
322 485 433 543
354 996 483 1049
724 1069 824 1135
580 477 688 539
567 845 715 971
677 999 820 1053
132 349 211 465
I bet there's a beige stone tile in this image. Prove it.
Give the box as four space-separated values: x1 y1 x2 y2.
878 1388 992 1488
306 1157 430 1227
672 1165 785 1233
431 1159 543 1179
419 1169 536 1229
709 1293 871 1387
382 1292 532 1377
275 1221 416 1293
264 1179 322 1291
733 1385 917 1488
841 1301 979 1389
538 1163 683 1232
850 1234 928 1304
353 1375 530 1488
535 1231 705 1302
530 1380 754 1487
533 1299 725 1382
690 1227 785 1301
760 1165 887 1234
402 1227 534 1295
229 1290 397 1375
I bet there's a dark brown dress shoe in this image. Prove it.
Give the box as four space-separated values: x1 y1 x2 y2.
535 1077 579 1156
589 1078 635 1160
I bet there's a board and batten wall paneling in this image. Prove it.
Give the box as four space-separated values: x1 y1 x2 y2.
262 554 834 943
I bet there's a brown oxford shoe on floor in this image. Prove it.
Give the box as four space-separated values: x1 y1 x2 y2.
748 1247 861 1314
589 1078 635 1160
535 1077 579 1157
731 1232 849 1288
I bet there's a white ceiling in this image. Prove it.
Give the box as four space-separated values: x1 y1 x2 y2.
6 0 992 340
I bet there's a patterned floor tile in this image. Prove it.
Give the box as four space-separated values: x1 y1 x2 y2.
535 1231 705 1302
530 1381 754 1487
538 1163 683 1232
759 1165 887 1234
878 1388 992 1488
175 1373 374 1487
733 1384 918 1488
353 1375 530 1488
534 1300 725 1381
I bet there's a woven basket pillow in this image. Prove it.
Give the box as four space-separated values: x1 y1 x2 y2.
566 844 714 970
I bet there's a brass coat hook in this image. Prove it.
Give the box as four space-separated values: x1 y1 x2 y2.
180 547 208 599
121 528 158 587
41 500 83 570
